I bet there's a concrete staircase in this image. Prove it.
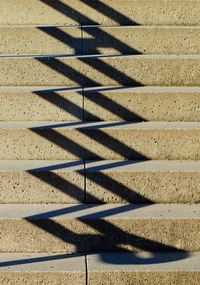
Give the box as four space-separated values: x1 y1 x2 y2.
0 1 200 284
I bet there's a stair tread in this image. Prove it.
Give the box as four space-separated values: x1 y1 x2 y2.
88 252 200 272
0 252 85 272
1 54 200 58
0 204 199 219
1 159 200 172
85 160 200 172
0 252 199 272
1 85 200 93
2 25 200 29
1 121 200 129
0 160 84 171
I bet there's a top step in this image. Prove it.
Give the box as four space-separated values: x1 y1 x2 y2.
1 0 200 26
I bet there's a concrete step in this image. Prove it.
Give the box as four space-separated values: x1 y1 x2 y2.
0 160 85 204
0 55 200 87
2 26 200 56
0 252 199 285
0 203 199 252
88 252 200 285
83 26 200 55
1 1 200 25
1 55 200 86
0 86 83 121
0 26 81 55
84 87 200 121
85 160 200 203
1 160 200 204
2 86 200 121
0 253 85 285
1 122 200 160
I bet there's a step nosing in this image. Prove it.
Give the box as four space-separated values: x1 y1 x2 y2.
82 25 200 29
1 54 200 59
1 121 200 130
2 24 200 29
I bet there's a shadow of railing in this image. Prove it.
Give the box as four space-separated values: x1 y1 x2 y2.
30 0 188 263
25 203 189 255
1 0 190 267
40 0 139 26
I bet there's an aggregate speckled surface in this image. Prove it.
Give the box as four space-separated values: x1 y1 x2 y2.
0 55 200 86
1 0 200 25
0 86 83 121
0 204 199 252
83 26 200 55
1 122 200 160
85 160 200 203
0 253 85 285
84 86 200 121
88 252 200 285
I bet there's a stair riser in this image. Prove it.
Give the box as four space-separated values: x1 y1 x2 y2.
0 56 200 86
1 27 200 55
1 272 199 285
1 128 200 160
86 171 200 204
0 89 83 121
0 27 81 55
0 171 85 204
89 271 200 285
84 91 200 121
83 27 200 55
1 167 200 204
1 0 200 25
0 219 198 252
0 273 83 285
2 89 200 121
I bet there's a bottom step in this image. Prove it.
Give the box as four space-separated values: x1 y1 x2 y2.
0 204 199 252
0 252 199 285
88 252 200 285
0 253 85 285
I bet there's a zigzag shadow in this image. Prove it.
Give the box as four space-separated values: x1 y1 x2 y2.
1 0 190 267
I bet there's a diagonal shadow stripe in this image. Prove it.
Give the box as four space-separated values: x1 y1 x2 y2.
24 205 188 255
38 25 141 55
40 0 138 25
34 89 84 120
28 159 152 204
79 0 139 25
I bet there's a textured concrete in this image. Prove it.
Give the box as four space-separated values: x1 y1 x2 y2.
0 26 81 55
0 87 83 121
88 252 200 285
1 252 199 285
1 1 200 25
0 253 85 285
3 159 200 204
1 122 200 160
1 55 200 86
85 160 200 203
3 86 200 122
84 86 200 121
0 160 84 203
2 25 199 56
0 204 199 252
83 26 200 55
